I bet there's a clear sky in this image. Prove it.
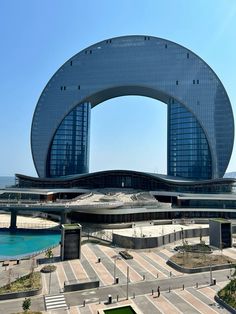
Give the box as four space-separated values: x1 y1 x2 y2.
0 0 236 176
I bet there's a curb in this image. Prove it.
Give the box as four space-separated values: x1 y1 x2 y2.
214 294 236 314
167 259 236 273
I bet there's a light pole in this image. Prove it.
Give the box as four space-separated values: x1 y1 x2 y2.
209 263 213 285
228 261 232 279
49 271 52 294
114 257 117 284
181 227 184 245
113 256 120 284
46 248 54 294
126 266 129 300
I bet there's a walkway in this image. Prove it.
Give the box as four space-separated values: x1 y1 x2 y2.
0 237 235 313
65 281 229 314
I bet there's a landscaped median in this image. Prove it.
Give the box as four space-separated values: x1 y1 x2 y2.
167 243 236 312
40 264 57 273
167 251 236 273
215 277 236 313
0 272 42 300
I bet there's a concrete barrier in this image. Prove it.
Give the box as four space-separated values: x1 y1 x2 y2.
64 280 99 292
112 227 209 249
167 259 236 274
215 294 236 314
0 286 42 300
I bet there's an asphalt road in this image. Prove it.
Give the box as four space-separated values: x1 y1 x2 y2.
0 269 231 313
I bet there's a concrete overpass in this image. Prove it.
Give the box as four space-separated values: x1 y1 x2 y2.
1 187 236 227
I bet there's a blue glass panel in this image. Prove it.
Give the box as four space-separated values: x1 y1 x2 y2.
47 102 91 177
168 100 212 179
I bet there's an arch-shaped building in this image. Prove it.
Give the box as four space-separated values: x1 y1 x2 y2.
31 35 234 180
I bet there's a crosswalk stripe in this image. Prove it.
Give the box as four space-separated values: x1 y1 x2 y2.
46 300 67 305
44 294 68 311
46 304 68 310
45 297 65 302
45 295 65 300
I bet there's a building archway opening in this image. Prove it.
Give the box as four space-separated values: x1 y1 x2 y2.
90 96 167 175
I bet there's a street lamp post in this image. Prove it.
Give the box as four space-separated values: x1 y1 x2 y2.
126 266 129 300
227 261 233 295
228 261 232 279
113 255 120 284
49 271 52 294
209 263 213 285
114 257 117 284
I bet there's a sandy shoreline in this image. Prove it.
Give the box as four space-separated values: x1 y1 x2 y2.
0 213 58 227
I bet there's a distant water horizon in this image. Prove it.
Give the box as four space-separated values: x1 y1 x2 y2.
224 172 236 179
0 176 15 188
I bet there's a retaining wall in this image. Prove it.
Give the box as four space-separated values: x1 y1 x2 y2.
64 280 99 292
0 286 42 300
167 259 236 273
112 227 209 249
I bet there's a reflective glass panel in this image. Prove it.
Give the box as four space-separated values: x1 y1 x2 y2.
47 102 91 177
168 101 212 179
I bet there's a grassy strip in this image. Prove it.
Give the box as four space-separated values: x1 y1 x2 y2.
175 243 212 253
0 272 41 294
218 279 236 309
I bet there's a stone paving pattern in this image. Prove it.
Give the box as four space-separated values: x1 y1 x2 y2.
0 236 235 313
41 237 233 313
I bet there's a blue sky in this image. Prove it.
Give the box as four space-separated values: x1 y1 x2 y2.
0 0 236 176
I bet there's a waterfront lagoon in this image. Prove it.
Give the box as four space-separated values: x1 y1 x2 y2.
0 230 60 259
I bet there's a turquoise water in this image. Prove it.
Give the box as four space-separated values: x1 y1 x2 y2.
0 231 60 258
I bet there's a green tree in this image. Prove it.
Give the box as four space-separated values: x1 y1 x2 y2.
45 248 54 261
43 247 56 273
29 258 35 287
22 297 31 313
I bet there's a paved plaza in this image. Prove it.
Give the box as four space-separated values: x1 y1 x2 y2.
0 236 235 313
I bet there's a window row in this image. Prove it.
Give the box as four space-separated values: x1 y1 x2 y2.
50 158 86 164
169 161 211 167
170 123 199 130
169 111 194 118
52 139 87 145
169 155 211 161
170 127 203 134
171 145 208 150
175 79 200 85
170 116 197 123
53 133 88 140
59 118 88 124
170 166 212 172
170 136 207 143
55 131 88 137
50 151 85 158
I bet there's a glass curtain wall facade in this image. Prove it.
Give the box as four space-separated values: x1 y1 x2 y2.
47 102 91 177
31 36 234 179
168 100 212 179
